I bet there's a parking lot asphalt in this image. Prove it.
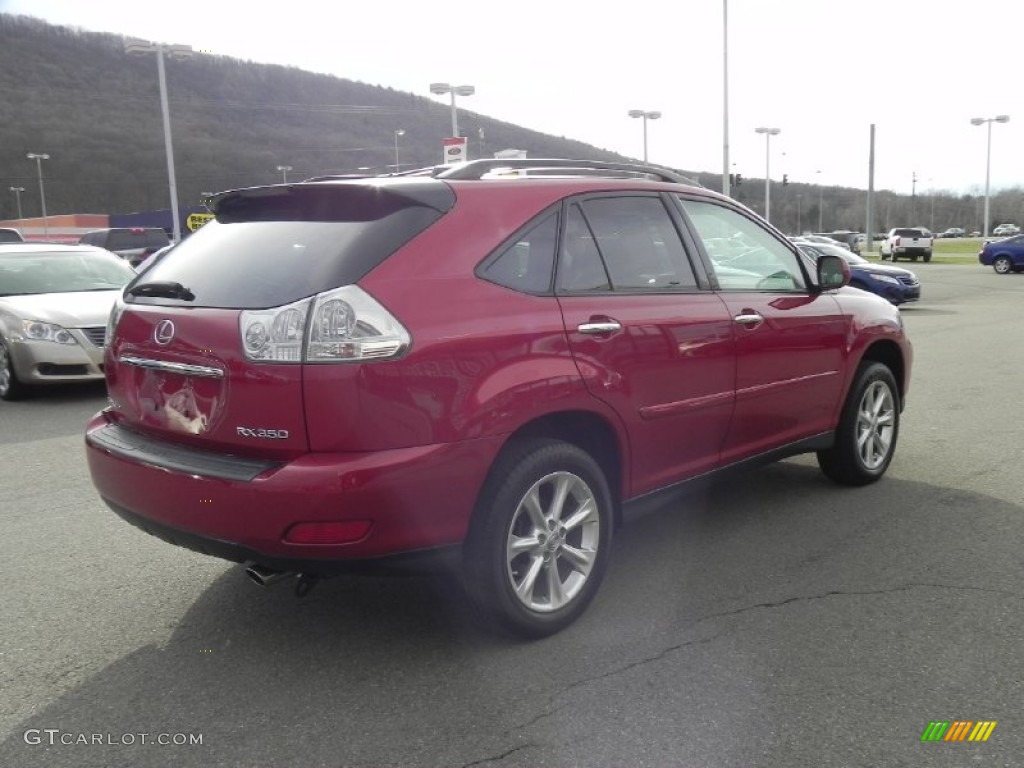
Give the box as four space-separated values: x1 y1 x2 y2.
1 263 1022 767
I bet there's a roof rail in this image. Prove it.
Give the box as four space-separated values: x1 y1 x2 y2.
302 173 377 182
433 158 701 186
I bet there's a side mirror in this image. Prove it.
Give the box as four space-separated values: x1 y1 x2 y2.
817 254 850 290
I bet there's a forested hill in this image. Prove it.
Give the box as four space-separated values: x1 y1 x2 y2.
2 14 1015 234
0 14 643 218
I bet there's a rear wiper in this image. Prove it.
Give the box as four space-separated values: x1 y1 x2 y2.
127 281 195 301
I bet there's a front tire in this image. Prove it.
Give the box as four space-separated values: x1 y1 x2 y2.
993 255 1013 274
0 338 28 401
463 438 613 638
818 362 900 486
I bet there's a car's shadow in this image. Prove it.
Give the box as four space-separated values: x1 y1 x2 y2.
5 463 1024 766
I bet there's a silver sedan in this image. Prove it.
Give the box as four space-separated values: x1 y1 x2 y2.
0 244 136 400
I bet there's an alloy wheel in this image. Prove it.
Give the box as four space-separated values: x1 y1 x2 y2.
856 380 896 470
505 471 600 613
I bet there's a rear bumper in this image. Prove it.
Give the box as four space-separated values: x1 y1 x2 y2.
85 412 503 567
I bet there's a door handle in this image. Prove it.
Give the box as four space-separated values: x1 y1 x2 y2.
577 321 622 335
733 312 764 328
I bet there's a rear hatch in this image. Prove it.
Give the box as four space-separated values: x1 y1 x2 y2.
105 180 454 458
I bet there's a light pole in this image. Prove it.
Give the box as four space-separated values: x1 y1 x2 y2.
9 186 25 220
797 194 802 234
276 165 292 183
722 0 730 196
125 38 193 244
911 170 917 224
429 83 475 138
393 129 405 173
970 114 1009 237
628 109 661 163
26 153 49 240
816 170 824 231
928 177 935 232
755 127 780 222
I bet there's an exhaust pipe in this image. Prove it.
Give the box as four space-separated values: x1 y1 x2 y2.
245 563 293 587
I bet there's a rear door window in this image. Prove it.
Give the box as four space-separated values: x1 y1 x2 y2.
556 195 698 293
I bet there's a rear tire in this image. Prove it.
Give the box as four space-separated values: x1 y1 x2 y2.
463 438 613 638
818 362 900 486
923 251 932 263
0 338 29 401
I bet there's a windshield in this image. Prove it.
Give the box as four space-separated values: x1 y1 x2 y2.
0 251 136 296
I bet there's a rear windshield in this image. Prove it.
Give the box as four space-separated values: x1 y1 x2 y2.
127 183 452 309
894 229 925 237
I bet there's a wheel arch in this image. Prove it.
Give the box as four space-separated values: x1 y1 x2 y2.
858 339 907 402
493 410 626 527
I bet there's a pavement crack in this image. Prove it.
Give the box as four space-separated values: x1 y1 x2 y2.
695 581 1021 625
461 743 540 767
507 630 728 735
504 581 1017 738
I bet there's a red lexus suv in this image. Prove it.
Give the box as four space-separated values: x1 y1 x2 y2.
85 159 912 637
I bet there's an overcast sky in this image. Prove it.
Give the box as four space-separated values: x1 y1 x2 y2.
4 0 1022 194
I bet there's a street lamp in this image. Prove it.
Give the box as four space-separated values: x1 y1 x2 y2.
393 129 405 173
754 127 781 222
26 153 49 240
9 186 25 220
276 165 292 183
970 114 1009 237
429 83 475 138
125 37 193 244
628 109 661 163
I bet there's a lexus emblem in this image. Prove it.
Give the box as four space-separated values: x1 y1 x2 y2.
153 319 176 345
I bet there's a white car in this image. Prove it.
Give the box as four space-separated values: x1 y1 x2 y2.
0 243 136 400
992 224 1019 237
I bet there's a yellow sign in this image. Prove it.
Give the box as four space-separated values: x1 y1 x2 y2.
186 213 214 232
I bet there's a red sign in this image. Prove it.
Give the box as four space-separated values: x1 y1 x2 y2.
442 137 468 164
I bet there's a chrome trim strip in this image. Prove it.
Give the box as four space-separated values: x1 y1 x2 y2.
118 355 225 379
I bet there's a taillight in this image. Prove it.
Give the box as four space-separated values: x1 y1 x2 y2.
894 236 901 246
240 298 310 362
307 286 410 362
239 286 410 364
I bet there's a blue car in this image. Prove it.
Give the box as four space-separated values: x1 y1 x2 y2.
794 240 921 305
978 235 1024 274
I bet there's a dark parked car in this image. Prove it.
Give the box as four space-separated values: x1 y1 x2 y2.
816 230 864 254
79 227 170 267
85 159 912 637
794 240 920 305
978 235 1024 273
